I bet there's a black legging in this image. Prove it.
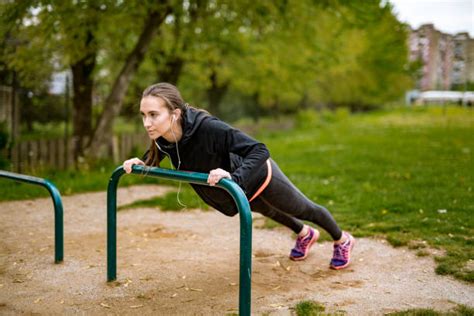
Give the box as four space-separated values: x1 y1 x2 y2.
250 159 342 241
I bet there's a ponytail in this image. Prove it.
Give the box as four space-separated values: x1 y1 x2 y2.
144 140 161 167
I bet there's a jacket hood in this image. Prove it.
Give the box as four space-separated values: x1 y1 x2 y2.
156 107 210 148
181 107 210 145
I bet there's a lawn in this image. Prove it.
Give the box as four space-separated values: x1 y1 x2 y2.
263 106 473 282
1 105 472 282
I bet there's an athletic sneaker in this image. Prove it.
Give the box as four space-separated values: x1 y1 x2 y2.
330 231 355 270
289 227 319 261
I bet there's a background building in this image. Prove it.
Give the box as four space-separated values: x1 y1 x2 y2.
409 24 474 91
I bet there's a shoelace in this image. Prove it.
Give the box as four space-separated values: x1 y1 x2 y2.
296 234 311 251
333 241 349 260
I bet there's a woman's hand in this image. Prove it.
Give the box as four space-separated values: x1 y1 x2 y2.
207 168 231 186
123 157 145 174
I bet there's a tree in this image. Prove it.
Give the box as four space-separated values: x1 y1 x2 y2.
51 1 101 158
87 1 172 157
308 0 413 110
1 0 173 160
176 0 412 113
1 0 414 166
163 1 348 116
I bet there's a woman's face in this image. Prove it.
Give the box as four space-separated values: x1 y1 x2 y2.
140 96 174 140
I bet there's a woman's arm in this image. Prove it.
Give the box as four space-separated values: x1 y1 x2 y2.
205 119 270 194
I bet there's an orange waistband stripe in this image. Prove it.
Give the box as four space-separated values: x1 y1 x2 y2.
249 159 272 202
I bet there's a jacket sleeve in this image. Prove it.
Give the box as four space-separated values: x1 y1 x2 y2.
204 118 270 195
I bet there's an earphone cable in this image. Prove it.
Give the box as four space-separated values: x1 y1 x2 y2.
171 117 187 209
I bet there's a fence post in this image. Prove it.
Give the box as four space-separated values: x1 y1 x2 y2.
107 165 252 315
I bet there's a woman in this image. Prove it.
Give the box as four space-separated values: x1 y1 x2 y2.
123 82 355 270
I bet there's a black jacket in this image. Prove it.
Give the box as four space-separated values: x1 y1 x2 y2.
150 107 270 216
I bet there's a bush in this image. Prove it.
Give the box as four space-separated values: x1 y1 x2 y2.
295 108 350 129
295 109 320 129
294 300 325 316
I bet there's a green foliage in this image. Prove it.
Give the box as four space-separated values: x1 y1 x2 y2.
452 81 474 92
0 0 167 134
2 0 413 142
132 0 412 116
294 300 326 316
0 1 54 89
20 92 67 131
308 1 412 110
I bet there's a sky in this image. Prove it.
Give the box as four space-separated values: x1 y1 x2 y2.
388 0 474 37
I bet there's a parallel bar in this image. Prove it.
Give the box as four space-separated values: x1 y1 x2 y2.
0 170 64 263
107 165 252 316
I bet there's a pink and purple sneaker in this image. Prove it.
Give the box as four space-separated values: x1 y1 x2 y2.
330 231 355 270
289 227 319 261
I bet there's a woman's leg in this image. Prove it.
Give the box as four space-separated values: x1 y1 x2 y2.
250 198 304 234
259 159 343 241
255 160 355 268
251 195 320 261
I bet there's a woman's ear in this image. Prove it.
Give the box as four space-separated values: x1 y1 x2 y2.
173 109 182 119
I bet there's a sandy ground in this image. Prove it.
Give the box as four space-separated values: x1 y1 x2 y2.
0 185 472 315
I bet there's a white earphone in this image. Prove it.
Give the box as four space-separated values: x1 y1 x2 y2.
170 112 185 208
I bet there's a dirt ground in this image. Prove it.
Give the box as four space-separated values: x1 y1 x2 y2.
0 185 472 315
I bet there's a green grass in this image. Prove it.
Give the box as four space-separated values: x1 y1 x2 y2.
0 161 161 201
386 304 474 315
291 300 473 316
118 183 210 211
1 106 473 282
260 106 473 282
294 300 327 316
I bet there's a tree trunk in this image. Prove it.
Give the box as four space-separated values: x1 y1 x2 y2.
71 30 96 161
156 0 204 85
159 57 184 85
87 2 171 158
207 70 229 117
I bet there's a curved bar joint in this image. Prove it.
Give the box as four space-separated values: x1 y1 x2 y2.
0 170 64 263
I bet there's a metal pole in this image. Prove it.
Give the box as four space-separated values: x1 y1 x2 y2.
107 165 252 315
0 170 64 263
106 166 125 281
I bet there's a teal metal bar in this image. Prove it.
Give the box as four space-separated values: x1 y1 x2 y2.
107 165 252 315
0 170 64 263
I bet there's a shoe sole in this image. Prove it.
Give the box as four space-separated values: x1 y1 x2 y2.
289 229 320 261
330 234 355 270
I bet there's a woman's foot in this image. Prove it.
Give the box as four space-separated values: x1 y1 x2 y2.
289 227 319 261
330 231 355 270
